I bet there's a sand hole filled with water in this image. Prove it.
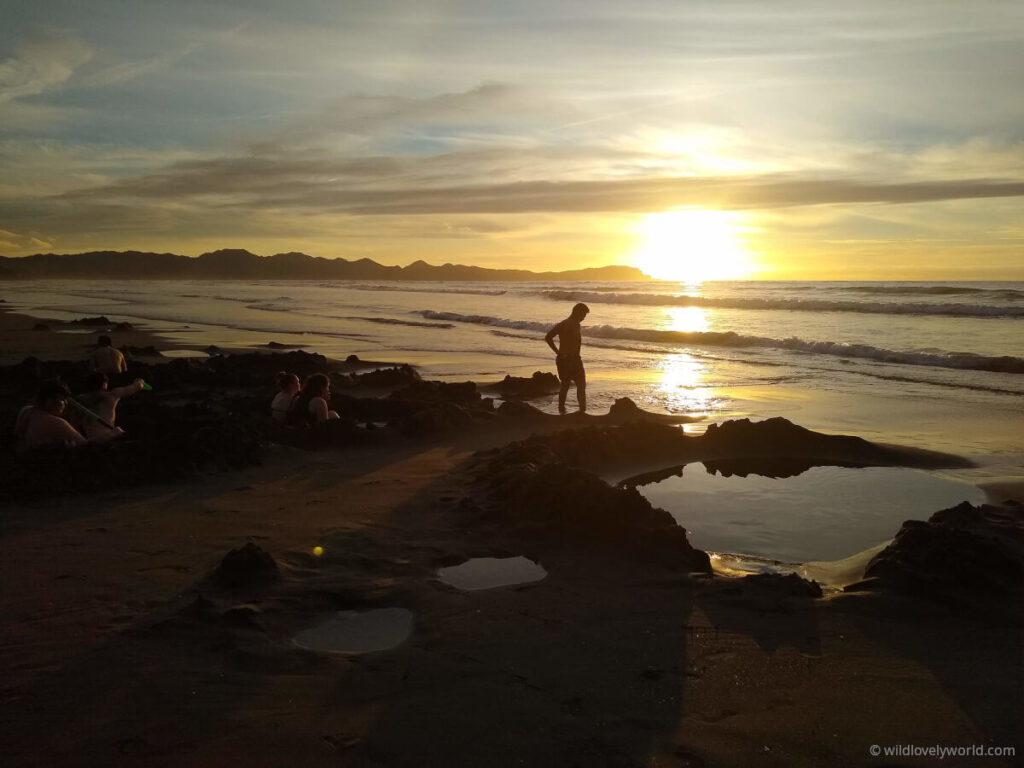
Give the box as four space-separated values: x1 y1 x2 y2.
437 557 547 591
292 608 413 654
628 463 985 563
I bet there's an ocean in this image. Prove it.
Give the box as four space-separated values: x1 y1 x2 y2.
4 278 1023 462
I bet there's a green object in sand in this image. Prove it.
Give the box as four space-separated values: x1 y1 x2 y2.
141 381 152 391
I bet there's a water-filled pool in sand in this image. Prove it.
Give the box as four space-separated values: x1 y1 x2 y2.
292 608 413 654
158 349 208 358
628 464 985 563
438 557 547 591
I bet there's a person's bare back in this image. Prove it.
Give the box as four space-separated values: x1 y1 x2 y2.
90 337 126 376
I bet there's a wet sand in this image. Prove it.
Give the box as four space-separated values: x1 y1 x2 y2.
1 306 1021 767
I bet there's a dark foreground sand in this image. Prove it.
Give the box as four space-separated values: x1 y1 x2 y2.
1 307 1021 767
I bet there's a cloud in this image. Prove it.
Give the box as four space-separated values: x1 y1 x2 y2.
0 228 52 253
0 36 94 105
60 152 1024 216
73 42 202 89
247 81 564 155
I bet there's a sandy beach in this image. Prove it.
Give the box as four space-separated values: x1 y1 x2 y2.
1 306 1021 768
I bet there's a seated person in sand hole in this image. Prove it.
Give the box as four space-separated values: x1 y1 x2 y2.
13 379 89 451
90 335 127 377
545 302 590 414
287 373 340 425
72 372 145 441
270 371 301 424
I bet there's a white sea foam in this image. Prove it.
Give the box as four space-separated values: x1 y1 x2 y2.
349 284 507 296
420 310 1024 374
540 291 1024 318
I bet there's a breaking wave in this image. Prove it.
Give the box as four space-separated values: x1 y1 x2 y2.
419 311 1024 374
540 291 1024 318
348 316 455 329
348 284 506 296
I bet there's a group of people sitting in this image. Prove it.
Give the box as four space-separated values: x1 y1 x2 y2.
12 334 145 451
13 373 146 451
271 371 340 426
10 333 346 452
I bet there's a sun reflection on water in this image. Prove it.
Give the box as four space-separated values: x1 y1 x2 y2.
652 351 726 417
664 305 709 334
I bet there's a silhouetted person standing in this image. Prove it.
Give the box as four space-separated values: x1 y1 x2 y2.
545 302 590 414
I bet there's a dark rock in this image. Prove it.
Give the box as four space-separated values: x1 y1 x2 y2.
479 455 710 572
496 371 560 399
702 417 874 457
345 354 360 363
69 316 112 326
212 543 279 588
32 322 51 331
608 397 642 418
399 401 474 436
742 572 823 598
864 502 1023 615
266 341 302 349
222 604 264 628
348 364 421 388
491 421 688 469
178 594 217 620
390 378 479 404
112 322 133 331
496 400 546 420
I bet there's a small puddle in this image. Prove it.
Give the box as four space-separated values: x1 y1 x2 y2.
159 349 207 358
438 556 547 591
629 463 985 563
292 608 413 653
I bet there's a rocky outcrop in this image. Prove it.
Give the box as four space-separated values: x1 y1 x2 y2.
474 438 711 571
389 378 480 405
862 502 1023 621
495 371 560 399
211 544 280 588
343 364 421 389
487 417 972 477
700 417 972 468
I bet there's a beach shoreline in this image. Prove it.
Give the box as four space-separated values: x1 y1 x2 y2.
1 305 1021 767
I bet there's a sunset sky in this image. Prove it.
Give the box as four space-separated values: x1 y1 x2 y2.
1 0 1022 279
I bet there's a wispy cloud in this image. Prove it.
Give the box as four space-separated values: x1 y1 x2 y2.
0 36 93 104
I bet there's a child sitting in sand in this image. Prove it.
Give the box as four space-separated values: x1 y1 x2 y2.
14 379 91 451
270 371 301 424
287 373 340 425
73 372 146 440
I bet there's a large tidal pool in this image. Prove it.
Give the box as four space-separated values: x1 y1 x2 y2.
628 463 985 563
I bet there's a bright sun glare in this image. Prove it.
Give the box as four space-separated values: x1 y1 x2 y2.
632 209 753 283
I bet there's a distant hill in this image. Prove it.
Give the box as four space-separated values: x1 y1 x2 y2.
0 249 650 282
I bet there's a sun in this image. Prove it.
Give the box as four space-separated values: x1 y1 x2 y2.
631 209 753 283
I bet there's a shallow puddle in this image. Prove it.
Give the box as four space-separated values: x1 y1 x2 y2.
159 349 207 358
292 607 413 653
630 464 985 563
438 556 547 591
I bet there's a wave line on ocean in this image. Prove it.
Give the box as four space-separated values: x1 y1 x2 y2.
419 310 1024 375
540 291 1024 318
